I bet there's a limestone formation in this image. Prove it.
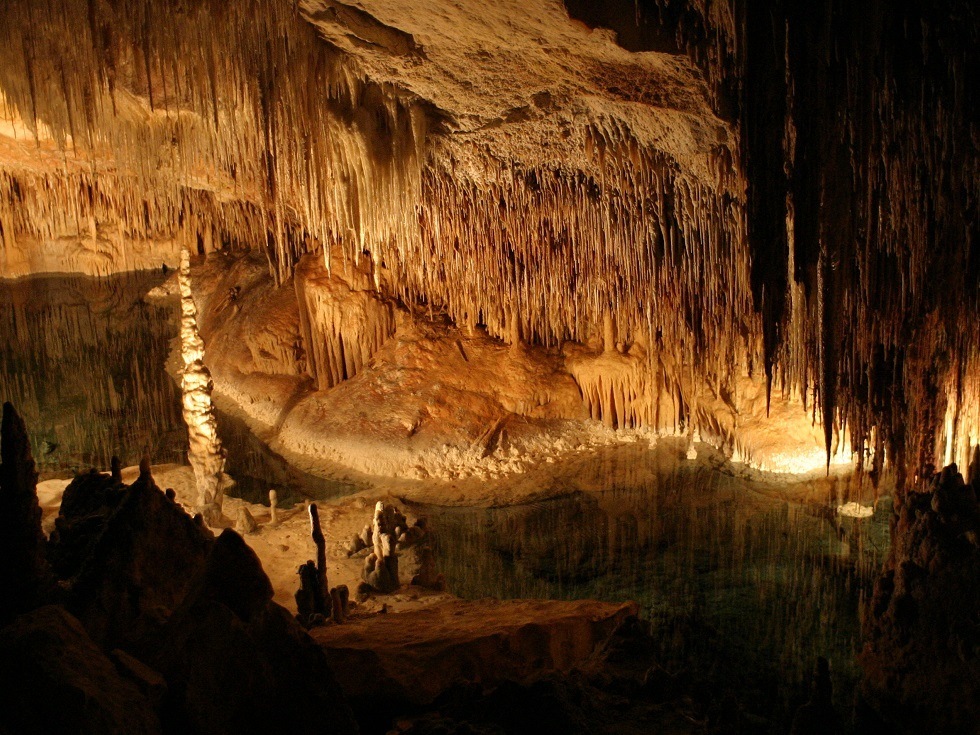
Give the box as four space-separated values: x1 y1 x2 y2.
295 560 330 627
295 502 351 626
49 465 215 648
361 501 401 594
178 249 226 525
269 489 279 525
411 546 446 592
309 503 328 591
235 506 258 535
154 530 358 734
330 585 350 624
860 463 980 731
2 0 975 480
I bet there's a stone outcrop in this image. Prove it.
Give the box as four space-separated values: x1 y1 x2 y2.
49 465 215 649
0 405 359 734
0 402 52 625
312 598 638 729
860 462 980 732
0 605 161 735
153 529 357 735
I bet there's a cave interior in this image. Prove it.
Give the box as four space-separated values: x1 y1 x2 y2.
0 0 978 733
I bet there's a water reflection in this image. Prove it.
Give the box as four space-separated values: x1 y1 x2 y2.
0 272 185 472
1 273 891 722
0 273 352 506
421 446 890 719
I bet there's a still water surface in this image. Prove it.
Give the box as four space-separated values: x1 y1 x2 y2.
0 272 889 727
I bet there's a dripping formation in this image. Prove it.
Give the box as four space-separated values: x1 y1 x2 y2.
0 0 977 484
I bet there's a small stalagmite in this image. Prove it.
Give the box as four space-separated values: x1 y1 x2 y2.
295 502 350 626
268 489 279 526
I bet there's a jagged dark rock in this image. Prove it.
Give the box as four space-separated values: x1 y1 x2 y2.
0 402 52 626
0 605 161 735
49 468 215 649
152 529 357 735
860 463 980 732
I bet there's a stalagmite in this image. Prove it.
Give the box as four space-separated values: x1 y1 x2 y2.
178 249 226 525
309 503 328 593
296 501 351 626
268 489 279 526
361 502 400 594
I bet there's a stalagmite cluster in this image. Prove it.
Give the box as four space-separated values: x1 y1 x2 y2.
296 502 350 626
0 0 976 482
178 249 225 524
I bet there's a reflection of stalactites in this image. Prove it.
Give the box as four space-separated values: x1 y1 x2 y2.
178 249 225 525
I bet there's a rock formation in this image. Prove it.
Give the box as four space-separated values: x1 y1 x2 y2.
789 657 837 735
1 0 974 481
152 530 358 735
361 501 401 594
0 605 162 735
860 463 980 732
178 249 226 525
411 546 445 592
296 501 354 626
0 402 52 625
0 406 358 735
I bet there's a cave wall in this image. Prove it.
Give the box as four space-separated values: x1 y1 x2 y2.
0 0 976 480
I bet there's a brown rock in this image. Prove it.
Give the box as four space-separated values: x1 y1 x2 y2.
153 530 357 735
50 469 214 649
0 605 161 735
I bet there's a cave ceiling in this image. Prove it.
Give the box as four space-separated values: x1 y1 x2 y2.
0 0 977 479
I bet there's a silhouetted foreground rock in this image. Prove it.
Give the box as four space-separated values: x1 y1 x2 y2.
860 461 980 733
0 403 358 735
0 402 52 625
0 605 161 734
51 465 214 649
153 530 357 735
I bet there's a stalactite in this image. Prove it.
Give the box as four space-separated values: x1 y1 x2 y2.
0 0 975 481
294 253 395 390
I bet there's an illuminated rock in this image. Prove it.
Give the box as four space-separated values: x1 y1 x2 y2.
178 249 226 524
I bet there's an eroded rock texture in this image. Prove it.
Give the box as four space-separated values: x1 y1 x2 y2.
860 462 980 732
1 0 975 478
50 464 215 649
0 406 358 735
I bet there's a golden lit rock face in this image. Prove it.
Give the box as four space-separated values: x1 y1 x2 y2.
179 250 225 519
0 0 977 478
